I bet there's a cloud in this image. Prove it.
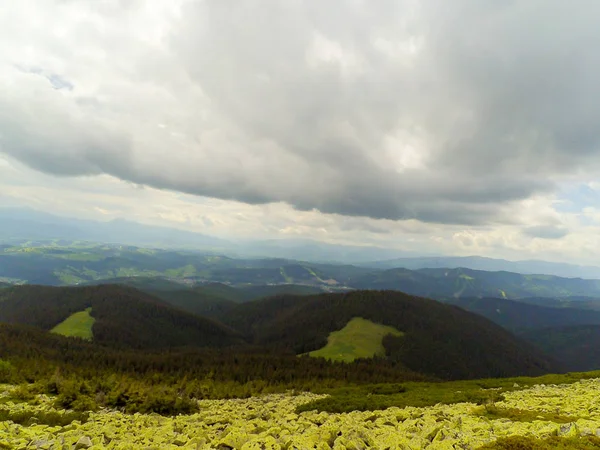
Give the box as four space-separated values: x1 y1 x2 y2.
523 225 569 240
1 1 600 226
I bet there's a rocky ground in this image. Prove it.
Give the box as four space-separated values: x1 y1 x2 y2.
2 379 600 449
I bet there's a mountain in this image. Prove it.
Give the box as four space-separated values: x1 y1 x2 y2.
220 290 560 380
366 255 600 279
514 296 600 310
521 325 600 372
144 283 322 318
82 277 324 317
233 238 418 263
447 297 600 333
0 208 229 250
0 208 413 262
446 296 600 372
0 284 243 349
6 241 600 300
349 267 600 299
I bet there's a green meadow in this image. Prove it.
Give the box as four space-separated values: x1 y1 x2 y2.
51 307 95 340
308 317 403 363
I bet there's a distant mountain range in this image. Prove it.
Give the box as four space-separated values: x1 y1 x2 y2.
0 208 228 250
3 241 600 301
365 256 600 279
0 208 413 262
3 207 600 278
351 267 600 300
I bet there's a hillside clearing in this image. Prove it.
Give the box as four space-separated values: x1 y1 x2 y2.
308 317 403 363
50 307 95 340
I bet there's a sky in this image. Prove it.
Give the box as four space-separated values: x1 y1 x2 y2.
1 0 600 264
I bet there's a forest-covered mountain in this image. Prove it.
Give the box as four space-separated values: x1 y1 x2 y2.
0 284 559 381
217 290 559 380
446 296 600 372
521 325 600 372
447 297 600 333
0 284 243 349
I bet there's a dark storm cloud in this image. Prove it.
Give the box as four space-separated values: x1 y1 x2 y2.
2 0 600 224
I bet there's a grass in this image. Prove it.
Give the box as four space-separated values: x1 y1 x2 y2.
279 267 292 283
51 307 95 340
165 264 197 278
0 406 89 427
297 370 600 414
307 317 403 363
54 270 86 285
477 405 579 423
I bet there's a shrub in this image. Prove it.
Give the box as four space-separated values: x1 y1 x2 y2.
0 406 88 426
0 360 15 383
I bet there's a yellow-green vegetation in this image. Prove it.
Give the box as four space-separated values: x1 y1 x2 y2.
460 273 476 280
479 436 600 449
298 371 600 414
305 266 323 281
499 289 507 298
478 405 579 424
3 378 600 448
308 317 403 363
50 308 95 340
53 270 86 285
279 267 292 282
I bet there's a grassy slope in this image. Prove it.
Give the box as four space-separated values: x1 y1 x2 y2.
308 317 403 363
51 307 95 340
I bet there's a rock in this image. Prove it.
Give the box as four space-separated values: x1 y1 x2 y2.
74 436 93 449
173 437 188 446
559 423 579 437
30 439 54 449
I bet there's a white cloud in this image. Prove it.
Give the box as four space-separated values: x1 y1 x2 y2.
2 1 600 264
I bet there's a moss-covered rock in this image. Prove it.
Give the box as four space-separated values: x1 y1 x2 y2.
2 381 600 448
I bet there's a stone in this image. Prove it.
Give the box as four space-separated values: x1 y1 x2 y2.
74 436 93 449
